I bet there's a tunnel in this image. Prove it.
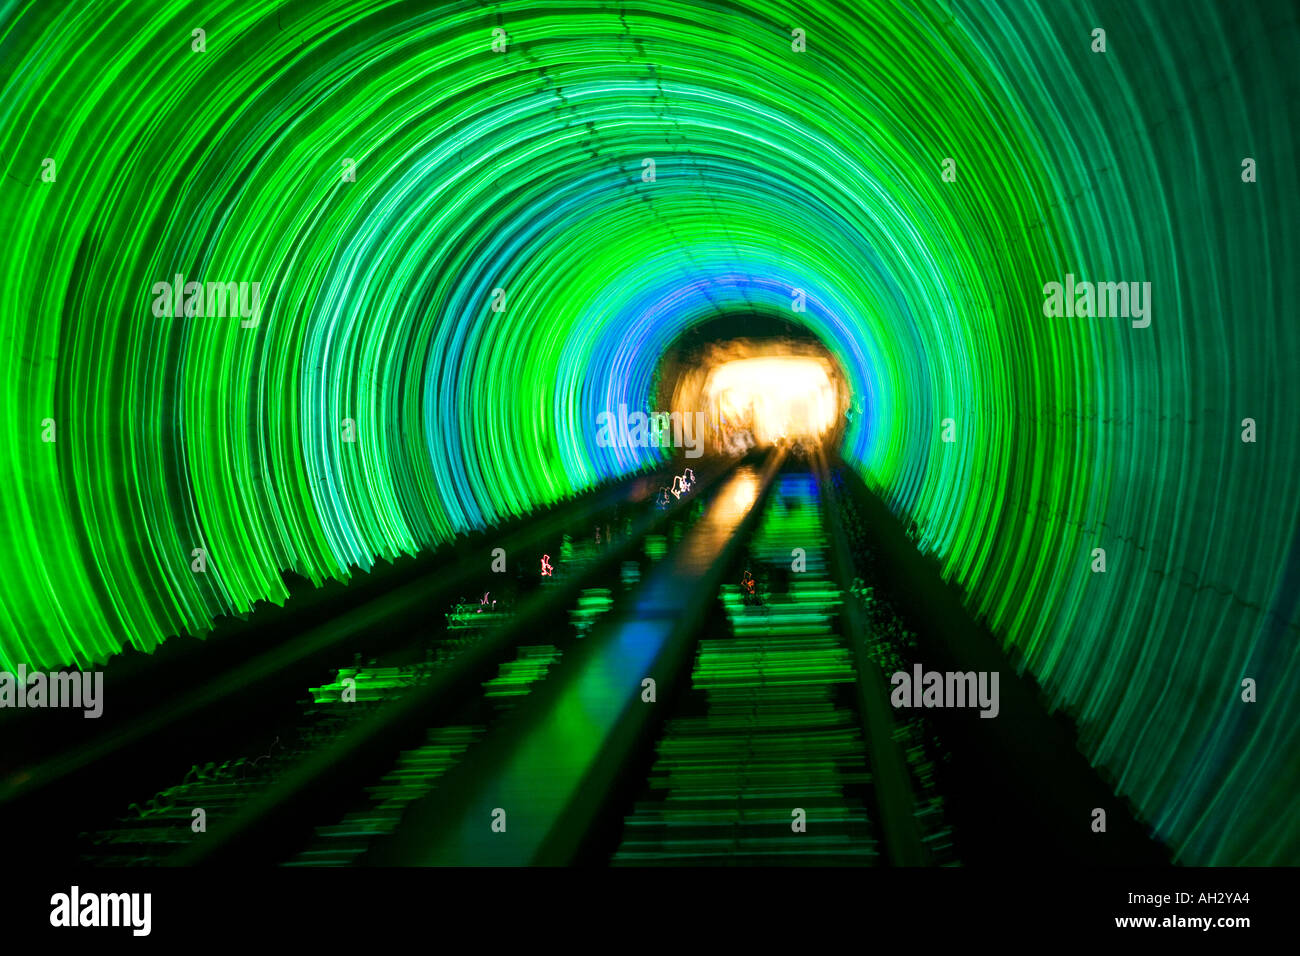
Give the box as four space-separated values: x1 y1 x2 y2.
0 0 1297 909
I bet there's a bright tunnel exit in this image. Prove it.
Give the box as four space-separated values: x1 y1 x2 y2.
660 333 851 457
706 356 839 447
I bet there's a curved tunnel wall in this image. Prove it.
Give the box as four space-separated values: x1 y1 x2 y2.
0 0 1296 863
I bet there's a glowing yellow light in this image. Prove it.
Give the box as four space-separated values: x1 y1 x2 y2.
703 356 839 446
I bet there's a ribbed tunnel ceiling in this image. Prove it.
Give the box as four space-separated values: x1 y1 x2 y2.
0 0 1296 864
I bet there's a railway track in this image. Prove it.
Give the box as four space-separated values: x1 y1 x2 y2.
67 458 735 866
4 442 1185 869
54 451 969 867
609 461 957 865
613 470 882 864
2 448 1178 869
